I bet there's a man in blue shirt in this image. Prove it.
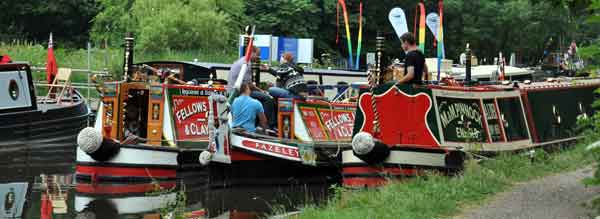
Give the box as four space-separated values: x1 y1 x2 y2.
232 83 268 132
227 47 277 129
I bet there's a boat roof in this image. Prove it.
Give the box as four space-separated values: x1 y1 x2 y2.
174 61 369 77
0 62 30 71
451 65 534 80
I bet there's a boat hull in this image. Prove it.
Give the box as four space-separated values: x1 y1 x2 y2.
0 97 89 161
76 145 179 182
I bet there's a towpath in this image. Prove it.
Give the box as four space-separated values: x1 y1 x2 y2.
456 166 600 219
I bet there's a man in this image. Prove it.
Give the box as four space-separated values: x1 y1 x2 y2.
232 83 268 133
398 33 428 84
227 46 277 128
265 52 308 99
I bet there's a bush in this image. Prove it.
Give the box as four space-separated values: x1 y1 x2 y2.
91 0 243 52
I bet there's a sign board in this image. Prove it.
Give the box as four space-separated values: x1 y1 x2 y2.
298 102 356 142
167 86 227 145
240 35 314 64
436 97 486 142
239 34 272 61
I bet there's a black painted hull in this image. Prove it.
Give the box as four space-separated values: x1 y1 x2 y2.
0 99 90 163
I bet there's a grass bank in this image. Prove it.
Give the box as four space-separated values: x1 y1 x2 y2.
1 41 238 82
298 143 595 219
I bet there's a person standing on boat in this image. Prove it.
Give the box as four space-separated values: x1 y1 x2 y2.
232 83 268 133
398 32 427 84
263 52 308 99
227 46 277 129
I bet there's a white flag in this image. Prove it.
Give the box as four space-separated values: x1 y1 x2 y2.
426 13 440 40
388 8 409 41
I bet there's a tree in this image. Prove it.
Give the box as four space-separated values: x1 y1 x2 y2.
0 0 99 47
90 0 243 52
579 0 600 72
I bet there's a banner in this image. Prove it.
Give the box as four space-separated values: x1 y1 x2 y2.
168 87 226 143
388 8 409 41
172 95 210 141
318 109 355 141
426 13 440 40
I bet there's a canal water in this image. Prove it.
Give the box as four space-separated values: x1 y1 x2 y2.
0 145 331 219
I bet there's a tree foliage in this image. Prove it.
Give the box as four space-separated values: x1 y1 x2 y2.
578 0 600 72
0 0 99 47
90 0 243 52
0 0 598 66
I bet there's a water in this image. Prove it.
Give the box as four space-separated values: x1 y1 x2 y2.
0 146 332 219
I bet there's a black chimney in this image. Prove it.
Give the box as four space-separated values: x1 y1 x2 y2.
123 33 134 82
465 43 472 84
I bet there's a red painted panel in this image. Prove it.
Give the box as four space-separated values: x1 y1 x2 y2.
171 95 210 141
342 177 388 187
76 182 176 194
299 107 328 141
76 165 176 179
342 166 418 176
358 86 440 147
318 109 355 141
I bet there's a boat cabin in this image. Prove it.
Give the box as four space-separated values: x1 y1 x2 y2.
0 63 36 113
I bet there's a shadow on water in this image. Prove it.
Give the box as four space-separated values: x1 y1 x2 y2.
0 144 332 219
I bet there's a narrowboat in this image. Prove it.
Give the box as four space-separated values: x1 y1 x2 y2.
76 33 358 183
0 62 89 157
343 35 600 187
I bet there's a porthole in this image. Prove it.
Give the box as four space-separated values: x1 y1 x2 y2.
8 80 19 101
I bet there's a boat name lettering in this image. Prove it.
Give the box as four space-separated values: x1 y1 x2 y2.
184 123 209 136
324 112 352 130
323 112 354 138
243 140 299 158
440 102 482 127
176 101 207 122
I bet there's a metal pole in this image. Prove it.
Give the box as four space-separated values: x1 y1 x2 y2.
87 42 91 101
465 43 472 84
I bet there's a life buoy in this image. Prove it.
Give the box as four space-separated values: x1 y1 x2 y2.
351 132 390 164
77 127 121 162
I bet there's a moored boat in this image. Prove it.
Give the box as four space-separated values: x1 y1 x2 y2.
0 62 89 157
343 36 600 187
76 32 359 183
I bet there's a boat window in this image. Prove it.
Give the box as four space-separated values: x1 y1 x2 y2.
497 97 529 141
8 80 19 101
437 97 487 143
482 99 504 142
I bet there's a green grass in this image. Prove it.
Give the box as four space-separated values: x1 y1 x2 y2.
1 41 238 83
297 143 595 219
2 41 237 99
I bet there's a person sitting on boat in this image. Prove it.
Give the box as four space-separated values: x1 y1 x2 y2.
232 83 268 133
228 46 277 129
398 32 428 84
262 52 308 99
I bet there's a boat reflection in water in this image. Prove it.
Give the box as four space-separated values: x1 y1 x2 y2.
74 172 329 219
0 138 330 219
2 171 328 219
0 182 28 218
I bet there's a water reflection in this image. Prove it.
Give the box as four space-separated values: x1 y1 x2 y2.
0 149 330 219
